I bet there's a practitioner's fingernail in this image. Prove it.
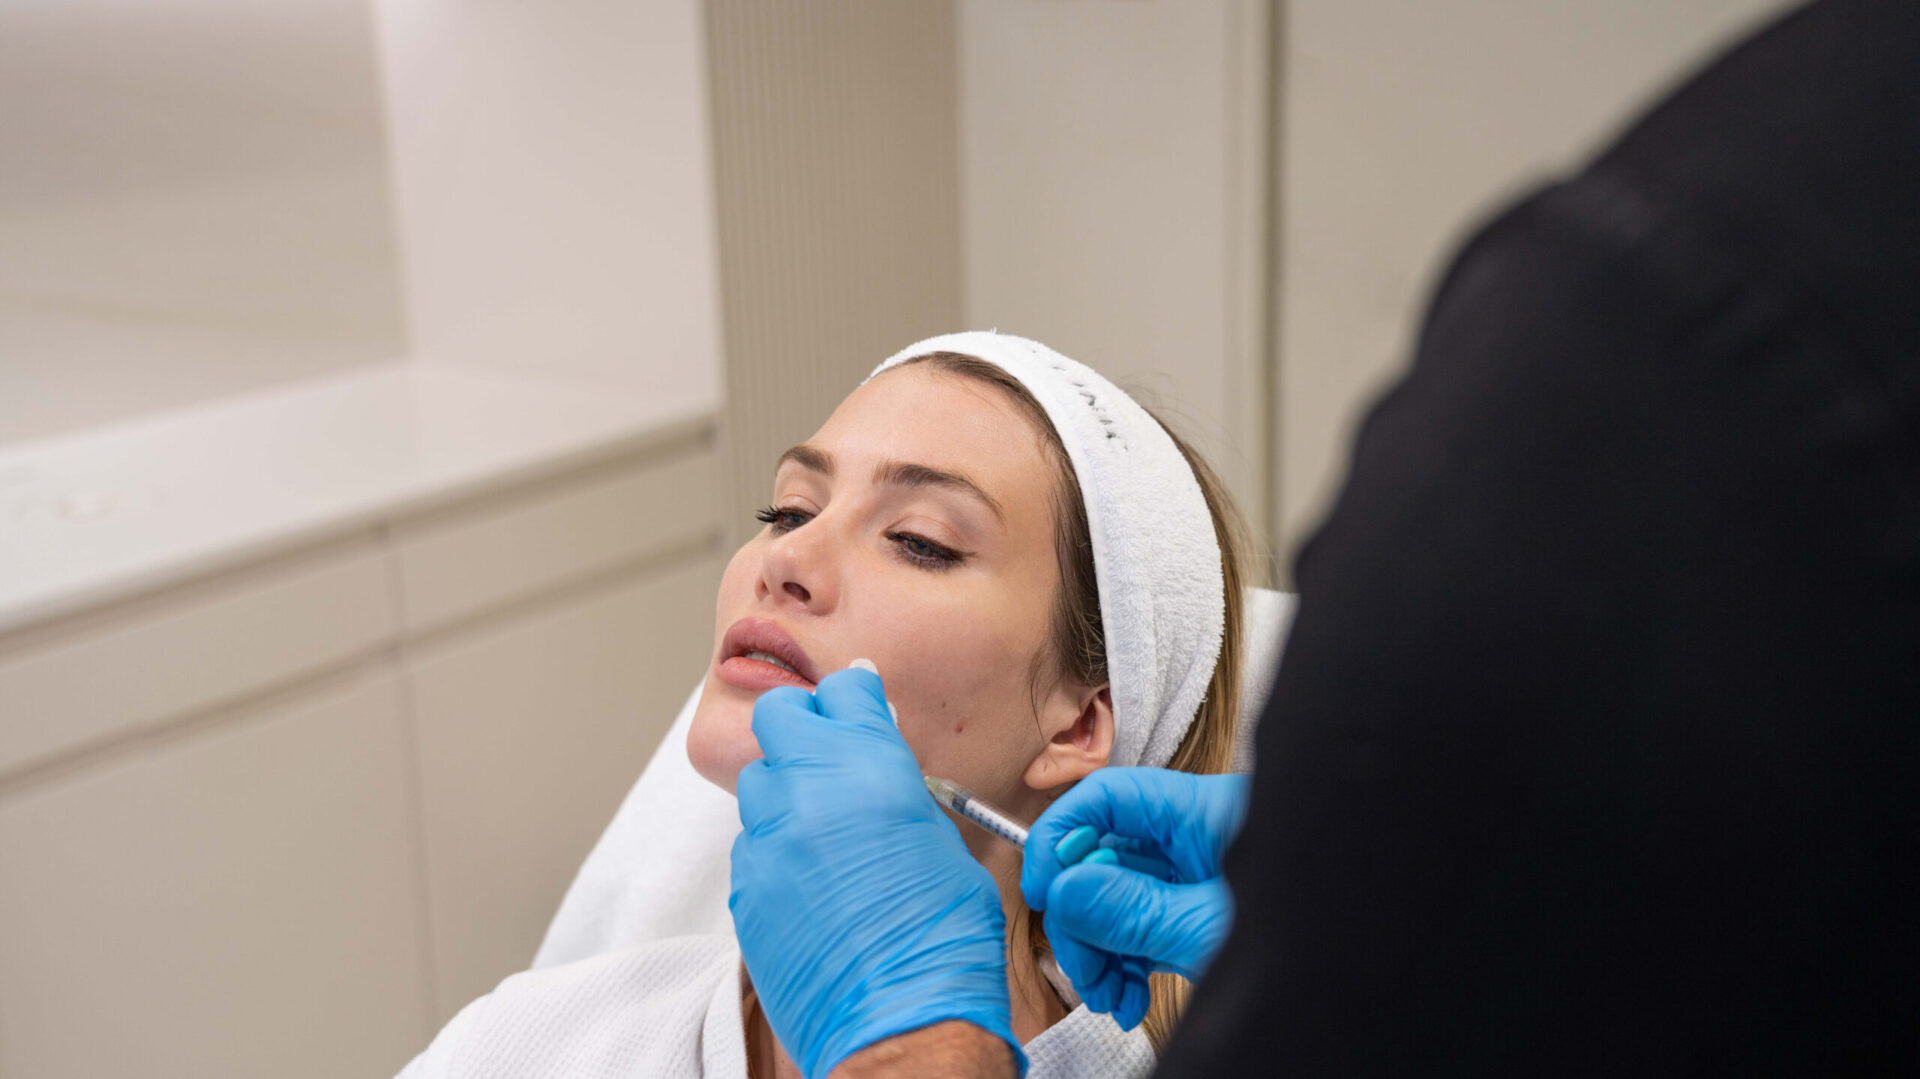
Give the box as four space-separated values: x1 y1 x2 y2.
845 660 897 722
1055 825 1102 866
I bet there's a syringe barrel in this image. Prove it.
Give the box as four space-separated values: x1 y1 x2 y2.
926 775 1030 849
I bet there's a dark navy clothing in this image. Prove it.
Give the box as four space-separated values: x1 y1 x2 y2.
1160 1 1919 1072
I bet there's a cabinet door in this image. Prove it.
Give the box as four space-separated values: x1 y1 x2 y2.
0 666 432 1079
407 553 724 1017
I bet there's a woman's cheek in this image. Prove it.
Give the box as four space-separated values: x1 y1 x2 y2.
882 692 930 751
685 689 761 792
888 699 952 776
891 687 992 785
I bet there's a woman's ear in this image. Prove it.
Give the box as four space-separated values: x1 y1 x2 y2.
1022 685 1114 793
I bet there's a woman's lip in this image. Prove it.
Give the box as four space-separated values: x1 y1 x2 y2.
716 655 819 692
717 617 822 689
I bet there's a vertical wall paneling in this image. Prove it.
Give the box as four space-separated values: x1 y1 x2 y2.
957 0 1275 564
1232 0 1280 574
704 0 965 537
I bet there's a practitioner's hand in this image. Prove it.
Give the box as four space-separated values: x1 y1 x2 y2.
731 665 1023 1079
1021 768 1250 1029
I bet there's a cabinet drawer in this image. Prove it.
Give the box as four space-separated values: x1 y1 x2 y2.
0 540 395 777
0 669 431 1078
394 449 718 633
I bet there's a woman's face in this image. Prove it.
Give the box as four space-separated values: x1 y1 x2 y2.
687 364 1089 814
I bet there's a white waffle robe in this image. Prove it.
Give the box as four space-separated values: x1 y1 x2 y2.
398 934 1154 1079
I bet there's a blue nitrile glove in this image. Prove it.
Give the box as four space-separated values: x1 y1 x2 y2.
730 666 1025 1079
1021 768 1250 1029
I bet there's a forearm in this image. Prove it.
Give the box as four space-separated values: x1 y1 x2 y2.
829 1021 1019 1079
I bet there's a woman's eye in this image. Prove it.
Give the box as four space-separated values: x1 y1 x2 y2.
754 505 811 534
887 531 962 570
757 507 960 569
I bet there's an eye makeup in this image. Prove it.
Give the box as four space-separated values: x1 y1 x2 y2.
754 505 968 571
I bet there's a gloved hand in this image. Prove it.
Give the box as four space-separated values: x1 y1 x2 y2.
1021 768 1250 1029
731 665 1024 1079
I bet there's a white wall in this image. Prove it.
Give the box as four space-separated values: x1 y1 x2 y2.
0 0 406 444
959 0 1273 560
0 0 722 448
372 0 722 403
1275 0 1796 567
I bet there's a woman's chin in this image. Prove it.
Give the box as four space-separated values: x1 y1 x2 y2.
686 684 760 794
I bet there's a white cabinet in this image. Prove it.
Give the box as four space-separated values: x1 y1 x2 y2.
0 666 431 1079
0 436 723 1075
408 553 723 1016
392 451 717 635
0 539 395 775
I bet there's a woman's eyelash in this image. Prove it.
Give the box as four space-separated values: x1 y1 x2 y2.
754 505 811 533
755 505 963 571
887 531 963 570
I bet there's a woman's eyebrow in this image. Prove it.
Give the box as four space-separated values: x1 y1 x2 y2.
777 443 833 474
873 459 1006 523
775 444 1005 523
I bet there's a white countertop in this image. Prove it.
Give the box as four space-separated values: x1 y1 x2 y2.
0 364 715 635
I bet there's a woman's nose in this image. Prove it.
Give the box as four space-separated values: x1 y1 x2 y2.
759 521 837 612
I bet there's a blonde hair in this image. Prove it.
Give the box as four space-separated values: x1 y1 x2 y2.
895 352 1251 1052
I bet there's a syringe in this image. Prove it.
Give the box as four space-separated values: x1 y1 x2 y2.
924 775 1030 849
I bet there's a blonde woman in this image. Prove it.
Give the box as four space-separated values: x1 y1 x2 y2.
401 334 1274 1078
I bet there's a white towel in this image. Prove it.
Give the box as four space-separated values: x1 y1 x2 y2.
407 935 1153 1079
402 936 747 1079
534 684 737 969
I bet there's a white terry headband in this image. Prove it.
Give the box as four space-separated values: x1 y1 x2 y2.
869 331 1226 770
